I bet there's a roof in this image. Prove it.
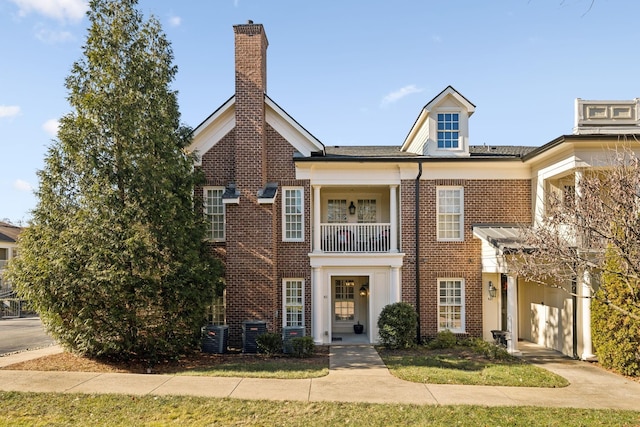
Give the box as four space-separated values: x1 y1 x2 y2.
469 145 537 158
295 144 535 162
0 222 22 243
472 225 535 254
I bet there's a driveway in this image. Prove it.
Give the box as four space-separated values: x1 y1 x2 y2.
0 317 56 355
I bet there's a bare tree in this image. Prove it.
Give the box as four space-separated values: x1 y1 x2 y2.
509 144 640 322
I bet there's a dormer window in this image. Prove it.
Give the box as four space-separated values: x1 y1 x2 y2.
437 113 459 149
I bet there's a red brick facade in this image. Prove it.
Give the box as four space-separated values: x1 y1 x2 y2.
195 22 533 347
398 178 530 340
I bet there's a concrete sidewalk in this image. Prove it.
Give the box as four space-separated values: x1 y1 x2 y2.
1 343 639 409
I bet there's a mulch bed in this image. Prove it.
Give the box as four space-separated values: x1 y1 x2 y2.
2 346 329 375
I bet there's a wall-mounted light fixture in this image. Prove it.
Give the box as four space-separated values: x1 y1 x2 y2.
488 281 497 300
359 285 368 297
348 201 356 215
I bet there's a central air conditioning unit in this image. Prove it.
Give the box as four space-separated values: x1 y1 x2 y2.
242 320 267 353
282 326 304 354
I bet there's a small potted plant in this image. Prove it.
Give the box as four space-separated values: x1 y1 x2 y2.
353 321 364 334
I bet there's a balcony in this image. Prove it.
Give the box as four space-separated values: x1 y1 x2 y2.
312 184 400 254
321 223 391 253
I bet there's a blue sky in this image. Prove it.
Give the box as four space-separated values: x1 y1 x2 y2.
1 0 639 223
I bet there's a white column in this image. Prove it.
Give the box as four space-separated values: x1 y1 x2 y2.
390 266 401 303
311 267 324 345
506 274 521 355
390 185 398 252
313 185 321 252
580 269 597 360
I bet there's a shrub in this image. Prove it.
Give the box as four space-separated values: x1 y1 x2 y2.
467 337 511 360
377 302 417 349
256 332 282 356
592 251 640 376
427 330 457 349
291 336 315 358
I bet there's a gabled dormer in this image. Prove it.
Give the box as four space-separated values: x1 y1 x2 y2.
401 86 475 157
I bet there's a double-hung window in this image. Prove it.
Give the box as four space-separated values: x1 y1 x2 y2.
437 113 460 149
437 186 464 241
204 187 225 241
283 187 304 241
438 278 465 333
283 279 304 327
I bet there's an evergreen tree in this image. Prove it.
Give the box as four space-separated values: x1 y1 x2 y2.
8 0 221 362
592 250 640 376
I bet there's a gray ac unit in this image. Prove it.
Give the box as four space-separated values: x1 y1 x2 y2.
242 320 267 353
282 326 304 354
201 324 229 354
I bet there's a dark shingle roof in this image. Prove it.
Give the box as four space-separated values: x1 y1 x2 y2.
313 145 536 161
324 146 418 158
0 222 22 243
469 145 537 158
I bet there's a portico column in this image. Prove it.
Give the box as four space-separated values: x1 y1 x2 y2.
390 185 398 252
311 267 323 344
506 274 521 355
313 185 321 252
390 266 401 302
580 269 597 361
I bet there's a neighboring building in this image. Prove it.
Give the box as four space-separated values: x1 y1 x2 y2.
189 21 639 358
0 221 21 292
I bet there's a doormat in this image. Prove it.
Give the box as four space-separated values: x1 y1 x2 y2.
332 336 342 342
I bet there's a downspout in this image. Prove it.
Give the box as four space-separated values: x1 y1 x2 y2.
415 161 423 344
572 273 578 359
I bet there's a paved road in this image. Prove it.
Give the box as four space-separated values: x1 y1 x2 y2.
0 317 55 355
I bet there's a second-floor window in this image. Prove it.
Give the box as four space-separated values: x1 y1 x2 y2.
437 113 459 149
283 187 304 241
327 199 347 223
204 187 225 241
437 186 464 241
357 199 377 223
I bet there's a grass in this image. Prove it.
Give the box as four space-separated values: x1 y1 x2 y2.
175 357 330 379
1 391 638 426
378 342 570 387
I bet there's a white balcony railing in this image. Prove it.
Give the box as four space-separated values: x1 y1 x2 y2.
320 223 391 252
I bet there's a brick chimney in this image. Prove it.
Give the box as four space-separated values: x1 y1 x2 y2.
233 20 269 192
226 22 277 346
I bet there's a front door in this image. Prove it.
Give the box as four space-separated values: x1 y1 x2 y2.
331 276 369 337
332 278 356 335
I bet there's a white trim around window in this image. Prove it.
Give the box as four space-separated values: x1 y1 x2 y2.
436 186 464 241
204 186 225 242
283 278 305 327
437 278 465 333
283 187 304 242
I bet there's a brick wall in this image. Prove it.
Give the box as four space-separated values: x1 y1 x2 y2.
401 178 531 340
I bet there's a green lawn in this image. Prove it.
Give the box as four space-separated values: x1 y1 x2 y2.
378 344 569 387
176 357 329 379
1 392 637 426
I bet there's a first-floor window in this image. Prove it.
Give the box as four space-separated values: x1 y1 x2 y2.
438 278 465 333
207 280 226 325
334 279 355 321
284 279 304 327
204 187 225 241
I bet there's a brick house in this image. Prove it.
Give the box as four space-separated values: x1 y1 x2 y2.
0 221 21 293
189 21 640 358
